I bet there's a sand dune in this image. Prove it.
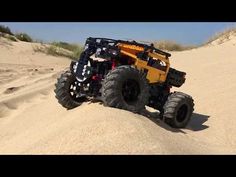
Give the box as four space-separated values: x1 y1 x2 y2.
0 35 236 154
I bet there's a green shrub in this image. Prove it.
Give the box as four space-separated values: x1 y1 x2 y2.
0 25 13 35
15 33 33 42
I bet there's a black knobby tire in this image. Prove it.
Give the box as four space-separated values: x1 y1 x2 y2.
54 70 86 109
102 65 149 113
162 92 194 128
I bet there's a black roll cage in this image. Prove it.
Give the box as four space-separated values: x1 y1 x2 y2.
84 37 171 58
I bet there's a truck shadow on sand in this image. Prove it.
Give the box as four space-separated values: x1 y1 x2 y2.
88 100 210 134
140 109 210 134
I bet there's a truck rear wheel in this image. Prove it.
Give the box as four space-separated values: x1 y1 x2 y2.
162 92 194 128
102 66 149 113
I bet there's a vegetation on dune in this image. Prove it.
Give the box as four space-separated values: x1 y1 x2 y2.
153 27 236 50
153 40 197 51
0 25 18 42
0 25 13 35
0 25 33 42
3 34 18 42
0 25 83 59
205 27 236 45
15 33 33 42
51 41 78 51
33 43 83 60
46 45 74 58
51 41 84 59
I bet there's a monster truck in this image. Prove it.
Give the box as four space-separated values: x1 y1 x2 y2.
54 37 194 128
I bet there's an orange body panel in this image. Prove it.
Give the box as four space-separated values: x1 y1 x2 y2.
117 43 170 83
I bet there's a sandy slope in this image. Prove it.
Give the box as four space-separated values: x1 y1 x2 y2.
0 36 236 154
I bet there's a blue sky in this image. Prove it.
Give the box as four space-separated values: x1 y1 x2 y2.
1 22 236 45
